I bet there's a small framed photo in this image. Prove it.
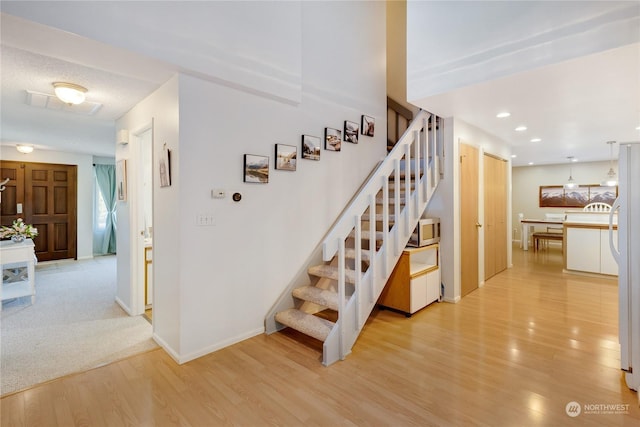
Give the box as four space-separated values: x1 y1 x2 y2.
159 146 171 188
344 120 359 144
275 144 297 171
361 115 375 137
116 159 127 201
244 154 269 183
301 135 321 160
324 127 342 151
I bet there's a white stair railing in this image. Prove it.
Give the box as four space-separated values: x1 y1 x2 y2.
321 109 441 365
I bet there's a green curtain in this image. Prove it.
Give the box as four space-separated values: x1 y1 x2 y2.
94 164 117 254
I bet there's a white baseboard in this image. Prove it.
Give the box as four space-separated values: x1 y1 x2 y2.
115 296 133 316
153 327 266 365
443 295 461 303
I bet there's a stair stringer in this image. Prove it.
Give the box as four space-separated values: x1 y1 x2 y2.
321 110 441 366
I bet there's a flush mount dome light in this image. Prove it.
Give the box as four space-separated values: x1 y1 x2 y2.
53 82 87 105
16 144 34 154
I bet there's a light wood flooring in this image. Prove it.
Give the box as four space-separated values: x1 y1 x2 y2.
2 244 639 426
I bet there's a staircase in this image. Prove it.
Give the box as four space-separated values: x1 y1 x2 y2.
265 109 444 366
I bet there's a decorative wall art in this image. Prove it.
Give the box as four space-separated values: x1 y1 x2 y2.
244 154 269 183
361 115 375 137
324 127 342 151
116 159 127 201
301 135 321 160
275 144 297 171
344 120 359 144
159 145 171 188
539 184 618 208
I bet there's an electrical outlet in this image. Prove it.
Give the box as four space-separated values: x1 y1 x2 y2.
196 214 216 226
212 189 225 199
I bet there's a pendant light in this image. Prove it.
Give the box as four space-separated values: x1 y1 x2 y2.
600 141 617 186
563 156 578 189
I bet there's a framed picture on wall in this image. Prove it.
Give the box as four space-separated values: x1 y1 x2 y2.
243 154 269 183
324 127 342 151
301 135 321 160
361 115 375 137
539 184 617 208
343 120 359 144
116 159 127 201
275 144 297 171
159 146 171 188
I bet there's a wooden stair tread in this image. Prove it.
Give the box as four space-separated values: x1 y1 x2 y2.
349 230 384 241
362 213 396 222
292 286 339 311
308 264 357 284
275 309 334 342
344 248 370 261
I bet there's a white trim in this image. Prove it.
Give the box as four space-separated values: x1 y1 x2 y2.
176 327 265 365
115 295 133 316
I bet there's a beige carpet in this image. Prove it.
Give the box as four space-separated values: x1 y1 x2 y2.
1 255 157 396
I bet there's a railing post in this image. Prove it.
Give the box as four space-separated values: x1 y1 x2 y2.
413 129 421 215
354 215 362 328
338 238 346 360
394 158 401 256
404 143 411 235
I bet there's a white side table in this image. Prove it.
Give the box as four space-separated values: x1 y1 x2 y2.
1 238 37 306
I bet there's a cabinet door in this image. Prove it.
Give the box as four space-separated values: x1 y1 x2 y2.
409 274 428 314
566 228 601 273
426 269 440 304
600 229 618 276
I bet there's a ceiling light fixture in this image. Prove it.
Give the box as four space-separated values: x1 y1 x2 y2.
515 126 527 132
53 82 87 105
530 138 541 142
564 156 578 189
496 112 511 118
16 144 34 154
600 141 617 186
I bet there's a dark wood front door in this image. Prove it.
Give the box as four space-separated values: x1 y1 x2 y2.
1 161 77 261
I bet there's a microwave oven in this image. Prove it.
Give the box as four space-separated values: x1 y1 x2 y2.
407 218 440 247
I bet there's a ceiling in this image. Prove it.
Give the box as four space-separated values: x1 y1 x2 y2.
1 5 639 165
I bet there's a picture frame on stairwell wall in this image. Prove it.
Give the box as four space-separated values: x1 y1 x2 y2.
361 115 375 137
243 154 269 183
275 144 297 171
324 127 342 152
301 135 321 160
343 120 359 144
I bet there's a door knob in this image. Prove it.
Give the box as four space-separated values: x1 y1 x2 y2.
476 223 482 228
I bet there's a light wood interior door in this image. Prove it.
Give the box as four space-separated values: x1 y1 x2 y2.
460 143 479 297
483 154 508 280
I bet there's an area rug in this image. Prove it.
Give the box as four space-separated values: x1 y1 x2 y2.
1 256 157 395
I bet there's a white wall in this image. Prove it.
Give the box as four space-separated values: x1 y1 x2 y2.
115 74 180 343
0 147 94 260
512 160 615 240
425 118 511 302
113 1 386 362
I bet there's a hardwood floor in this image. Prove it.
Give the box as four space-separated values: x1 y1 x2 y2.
2 244 638 426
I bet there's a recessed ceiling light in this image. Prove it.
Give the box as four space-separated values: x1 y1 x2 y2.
16 144 34 154
511 154 517 158
636 125 640 130
496 112 511 118
515 126 527 132
528 162 534 165
571 158 578 162
530 138 541 142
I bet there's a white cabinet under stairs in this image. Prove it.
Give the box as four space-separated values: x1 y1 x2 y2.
265 110 443 366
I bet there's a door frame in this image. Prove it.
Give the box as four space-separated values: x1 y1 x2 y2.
129 121 154 317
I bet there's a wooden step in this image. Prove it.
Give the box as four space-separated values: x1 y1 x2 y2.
349 230 384 241
361 213 396 222
308 264 357 284
292 285 339 311
344 248 371 261
275 309 334 342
